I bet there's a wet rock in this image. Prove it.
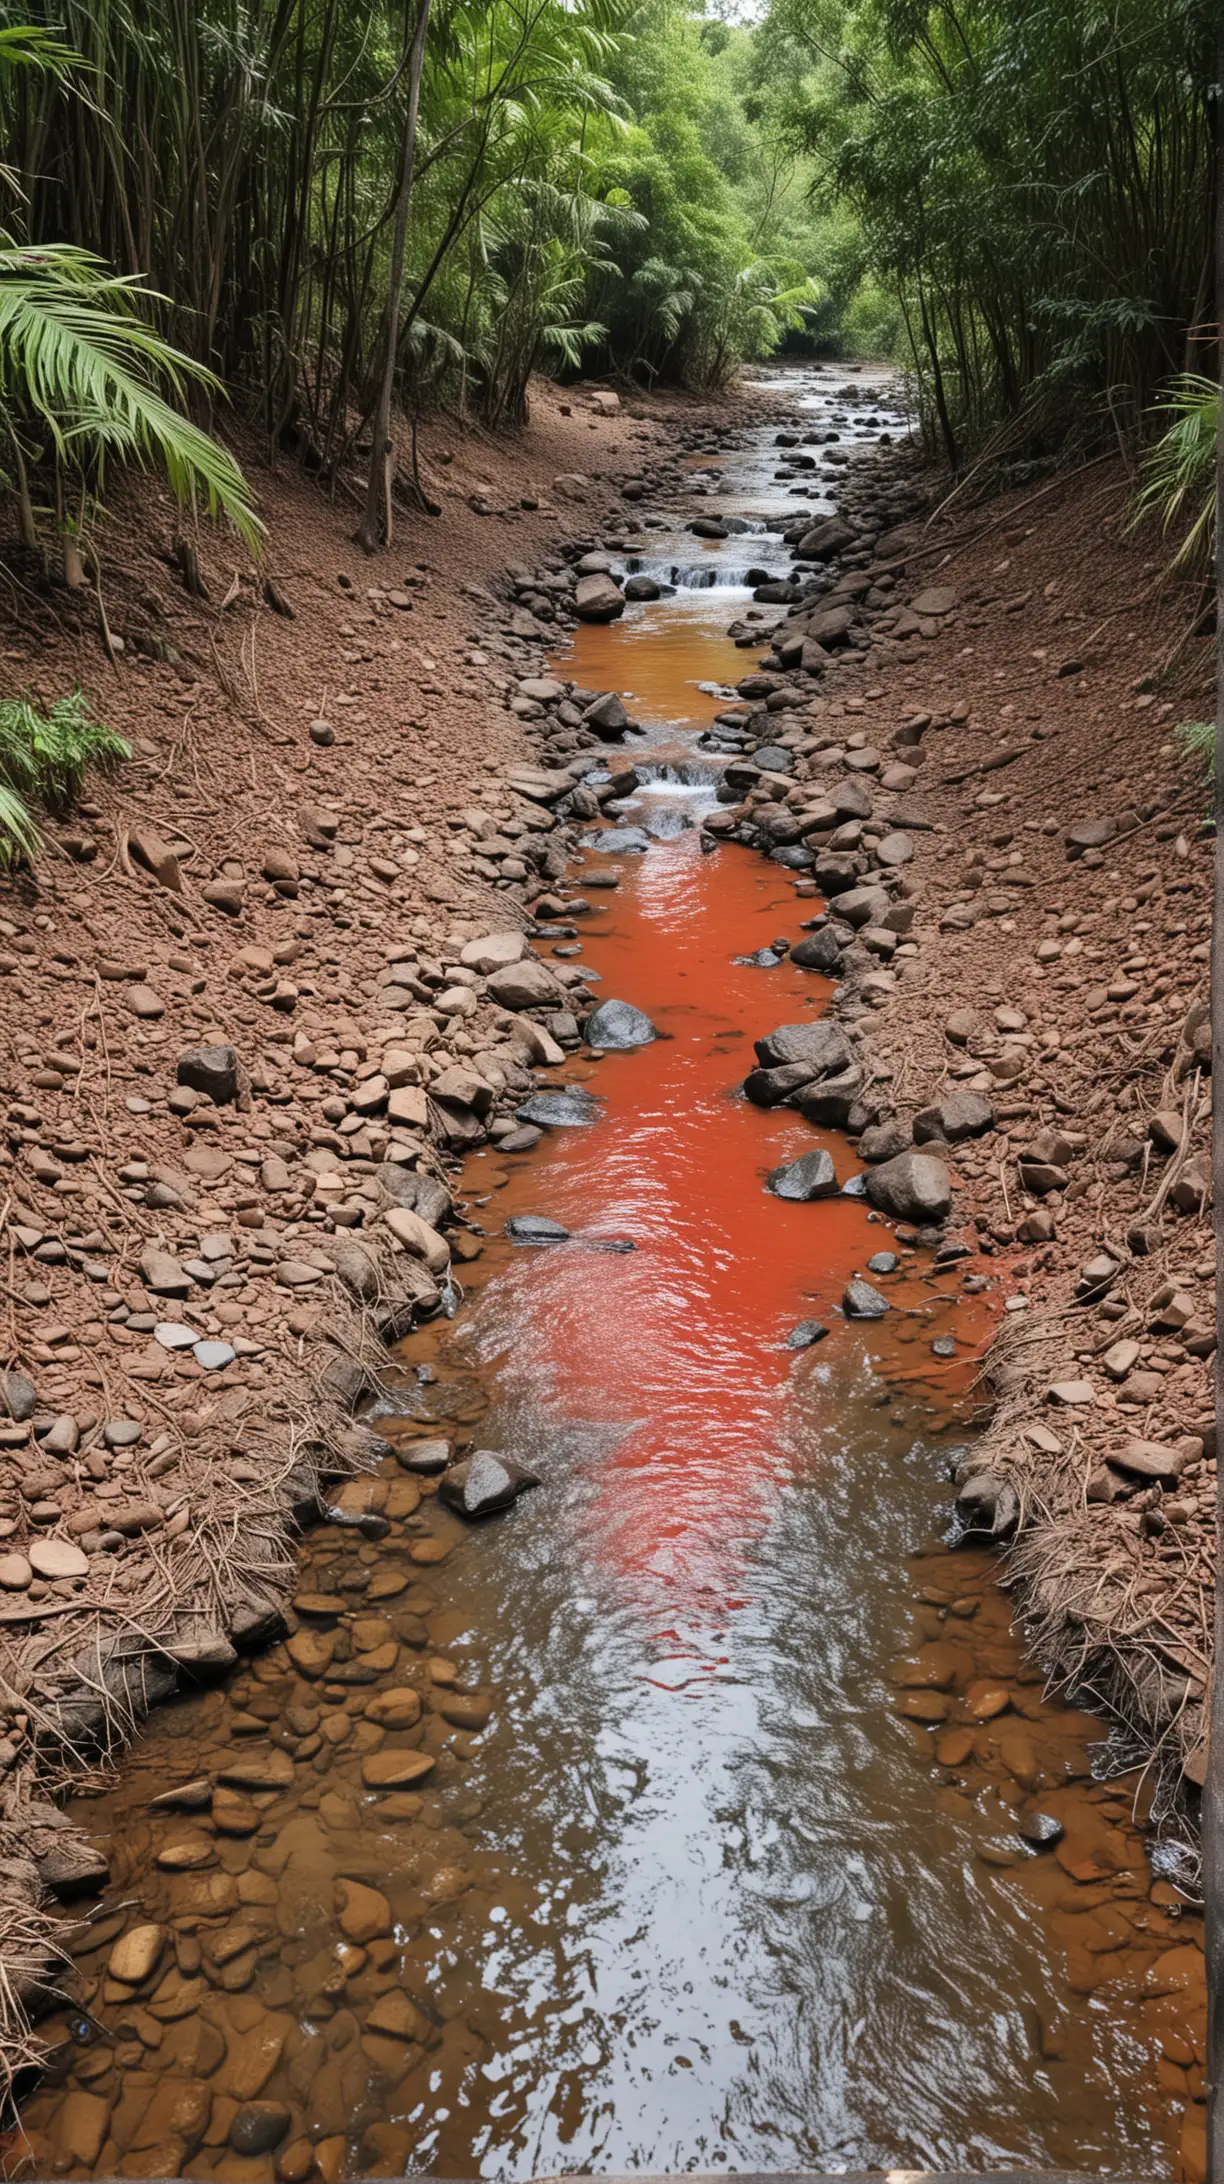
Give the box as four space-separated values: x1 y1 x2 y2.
176 1041 243 1105
506 1214 570 1245
53 2091 112 2168
583 691 630 739
753 1020 850 1074
867 1251 898 1275
1017 1810 1064 1847
865 1151 952 1223
396 1437 451 1473
517 1087 601 1129
844 1279 889 1318
363 1748 436 1789
109 1922 166 1984
595 825 651 853
624 575 661 601
439 1448 539 1518
336 1876 392 1942
218 1750 294 1791
366 1991 431 2043
766 1149 838 1200
785 1319 828 1349
230 2104 291 2157
790 930 843 972
585 997 656 1048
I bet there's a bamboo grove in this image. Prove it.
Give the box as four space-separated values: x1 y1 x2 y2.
761 0 1220 468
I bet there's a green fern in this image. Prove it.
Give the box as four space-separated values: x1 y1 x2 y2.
1132 374 1217 566
1175 717 1215 782
0 686 128 861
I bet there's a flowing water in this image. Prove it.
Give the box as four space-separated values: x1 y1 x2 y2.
9 365 1202 2183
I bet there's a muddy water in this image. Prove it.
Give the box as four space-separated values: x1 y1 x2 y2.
11 368 1202 2183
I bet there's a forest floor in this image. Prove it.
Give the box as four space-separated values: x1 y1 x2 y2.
0 368 1214 2077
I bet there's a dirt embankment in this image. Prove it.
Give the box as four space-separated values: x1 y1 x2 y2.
708 444 1215 1825
0 379 763 2073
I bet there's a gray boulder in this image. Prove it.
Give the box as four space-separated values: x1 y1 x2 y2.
766 1149 838 1201
843 1279 889 1319
517 1087 601 1129
177 1041 243 1105
864 1150 952 1222
440 1449 539 1518
753 1020 851 1073
506 1215 570 1245
586 998 656 1049
486 957 566 1010
913 1092 993 1144
575 572 625 622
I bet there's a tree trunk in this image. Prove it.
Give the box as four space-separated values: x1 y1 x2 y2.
355 0 432 554
1207 19 1224 2182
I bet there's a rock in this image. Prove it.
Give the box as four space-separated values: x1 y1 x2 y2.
753 1020 850 1073
624 575 661 600
362 1749 436 1788
460 932 526 975
909 586 957 616
844 1279 889 1318
867 1251 899 1275
875 831 914 867
396 1437 451 1473
217 1750 294 1791
366 1991 431 2043
140 1243 191 1296
109 1923 166 1984
0 1554 31 1590
365 1688 423 1729
53 2091 112 2168
1046 1380 1095 1406
1065 818 1117 856
439 1449 539 1518
585 997 656 1049
913 1092 993 1144
486 957 566 1010
945 1011 981 1046
594 825 650 853
177 1042 243 1105
795 517 853 561
383 1207 451 1275
766 1149 838 1200
1149 1109 1184 1154
229 2104 291 2157
28 1539 88 1580
0 1370 35 1422
583 691 630 739
126 983 165 1018
202 877 245 913
864 1151 952 1222
574 572 625 622
517 1087 600 1129
785 1319 827 1349
506 1215 570 1245
790 930 843 972
1109 1438 1187 1482
1103 1338 1141 1380
336 1876 392 1942
1017 1810 1064 1847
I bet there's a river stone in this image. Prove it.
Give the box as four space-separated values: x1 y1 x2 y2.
486 957 566 1010
109 1923 166 1984
865 1151 952 1223
790 930 843 972
517 1087 601 1129
766 1149 838 1200
365 1687 423 1729
366 1991 431 2043
439 1449 539 1518
592 825 651 854
867 1251 899 1275
28 1538 90 1580
230 2104 291 2157
362 1749 436 1788
574 571 625 622
378 1166 452 1229
913 1091 994 1144
753 1020 850 1074
336 1877 392 1943
785 1320 828 1349
459 931 526 974
1017 1810 1064 1847
218 1749 294 1791
585 998 656 1049
506 1214 570 1245
844 1279 889 1318
397 1437 451 1473
583 691 630 738
383 1206 451 1275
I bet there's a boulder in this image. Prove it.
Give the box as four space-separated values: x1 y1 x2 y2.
460 932 526 975
843 1279 889 1318
583 692 630 739
383 1207 451 1275
913 1092 994 1144
574 573 625 622
795 517 853 561
790 930 844 973
753 1020 850 1074
486 958 566 1010
439 1449 539 1518
766 1149 839 1200
517 1087 601 1129
865 1151 952 1223
506 1215 570 1245
585 998 656 1049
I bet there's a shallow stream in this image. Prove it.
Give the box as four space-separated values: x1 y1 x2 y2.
10 366 1199 2182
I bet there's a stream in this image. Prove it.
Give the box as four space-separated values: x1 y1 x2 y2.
9 366 1199 2183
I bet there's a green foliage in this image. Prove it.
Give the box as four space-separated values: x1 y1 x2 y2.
1176 718 1216 783
761 0 1217 460
0 686 128 861
1132 375 1218 567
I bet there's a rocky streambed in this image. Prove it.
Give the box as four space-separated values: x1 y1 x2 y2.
2 365 1206 2180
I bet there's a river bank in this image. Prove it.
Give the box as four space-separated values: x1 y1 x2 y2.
0 365 1213 2178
